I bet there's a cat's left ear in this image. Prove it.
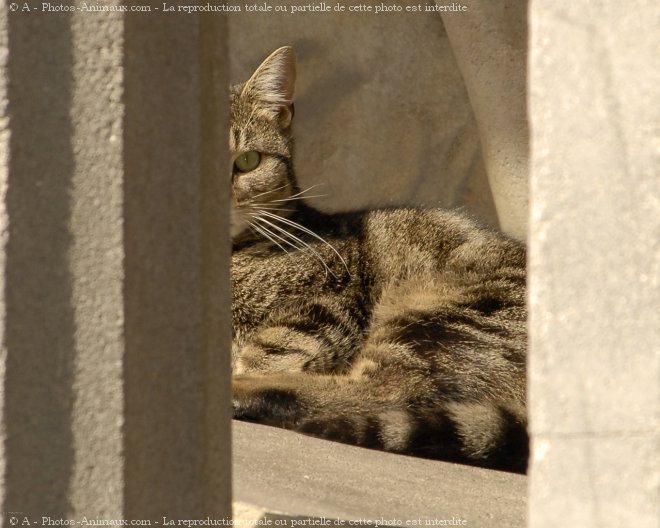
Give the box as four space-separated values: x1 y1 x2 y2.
242 46 296 128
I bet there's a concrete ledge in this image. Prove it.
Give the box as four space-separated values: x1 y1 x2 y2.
232 421 526 527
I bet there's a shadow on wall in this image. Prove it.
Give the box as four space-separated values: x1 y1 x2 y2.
5 9 75 515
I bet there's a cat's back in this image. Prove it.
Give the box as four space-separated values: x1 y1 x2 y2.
358 207 526 284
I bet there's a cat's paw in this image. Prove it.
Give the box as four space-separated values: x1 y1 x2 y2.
232 375 302 427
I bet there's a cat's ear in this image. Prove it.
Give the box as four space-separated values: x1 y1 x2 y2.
242 46 296 127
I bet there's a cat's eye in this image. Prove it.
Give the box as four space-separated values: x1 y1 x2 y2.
234 151 261 173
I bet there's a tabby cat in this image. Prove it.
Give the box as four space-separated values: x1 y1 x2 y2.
231 47 528 471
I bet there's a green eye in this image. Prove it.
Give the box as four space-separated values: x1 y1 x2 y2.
234 151 261 173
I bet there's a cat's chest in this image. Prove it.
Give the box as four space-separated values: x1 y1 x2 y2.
231 241 356 331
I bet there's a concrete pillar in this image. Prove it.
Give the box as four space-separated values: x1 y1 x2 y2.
0 2 231 520
440 0 529 240
528 1 660 527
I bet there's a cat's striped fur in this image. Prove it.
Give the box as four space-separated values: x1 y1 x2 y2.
231 47 528 471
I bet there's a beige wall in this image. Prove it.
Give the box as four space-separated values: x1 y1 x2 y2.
228 2 514 234
440 1 529 239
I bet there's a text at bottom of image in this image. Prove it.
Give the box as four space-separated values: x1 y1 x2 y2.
7 517 469 527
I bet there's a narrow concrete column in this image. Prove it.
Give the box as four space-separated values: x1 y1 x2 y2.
440 1 529 240
1 3 231 520
528 2 659 527
123 8 231 519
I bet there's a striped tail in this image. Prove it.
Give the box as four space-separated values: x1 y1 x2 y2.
233 371 528 472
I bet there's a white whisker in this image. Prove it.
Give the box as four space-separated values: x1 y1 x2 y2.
257 210 350 274
252 216 321 259
249 222 295 255
248 204 296 213
271 194 328 203
248 183 292 201
289 183 325 199
250 218 302 252
270 183 325 202
252 215 336 278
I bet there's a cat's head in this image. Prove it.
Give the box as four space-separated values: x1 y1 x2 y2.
230 46 298 242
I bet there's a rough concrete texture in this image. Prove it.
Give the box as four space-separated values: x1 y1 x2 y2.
3 7 94 516
69 7 125 516
528 1 660 527
228 2 512 234
440 1 529 240
233 421 526 527
1 6 231 520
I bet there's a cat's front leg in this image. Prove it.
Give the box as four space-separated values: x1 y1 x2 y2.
232 371 414 449
233 372 371 446
234 296 364 375
232 374 304 427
